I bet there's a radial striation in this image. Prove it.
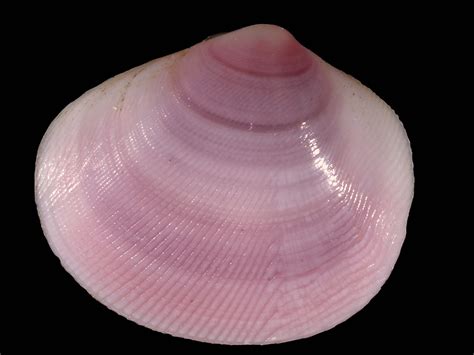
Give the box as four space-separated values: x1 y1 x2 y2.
35 24 414 345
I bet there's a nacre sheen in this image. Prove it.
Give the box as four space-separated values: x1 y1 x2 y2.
35 24 414 344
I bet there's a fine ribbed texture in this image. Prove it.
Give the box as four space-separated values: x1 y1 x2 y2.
35 24 414 344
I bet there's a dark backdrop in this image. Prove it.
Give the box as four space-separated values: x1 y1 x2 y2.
6 9 467 354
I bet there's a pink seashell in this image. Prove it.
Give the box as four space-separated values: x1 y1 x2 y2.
35 24 414 345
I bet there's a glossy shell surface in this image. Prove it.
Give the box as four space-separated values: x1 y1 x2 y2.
35 25 414 344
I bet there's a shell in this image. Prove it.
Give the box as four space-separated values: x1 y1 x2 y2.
35 24 414 345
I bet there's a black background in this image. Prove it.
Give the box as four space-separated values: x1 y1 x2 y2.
6 9 468 354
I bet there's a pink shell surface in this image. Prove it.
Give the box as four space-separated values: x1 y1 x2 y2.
35 25 414 344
